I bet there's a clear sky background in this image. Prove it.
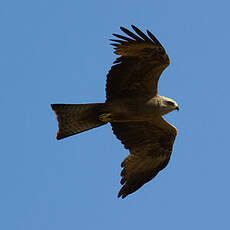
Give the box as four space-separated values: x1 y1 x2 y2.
1 0 230 229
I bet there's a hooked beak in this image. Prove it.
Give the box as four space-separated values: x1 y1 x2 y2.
176 106 179 111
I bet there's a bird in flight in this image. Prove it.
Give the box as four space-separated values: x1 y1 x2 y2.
51 25 179 199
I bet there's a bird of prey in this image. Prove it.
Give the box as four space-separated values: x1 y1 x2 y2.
51 25 179 199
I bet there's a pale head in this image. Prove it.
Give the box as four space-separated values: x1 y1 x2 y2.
158 96 179 116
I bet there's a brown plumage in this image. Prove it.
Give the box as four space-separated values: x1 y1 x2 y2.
51 25 178 199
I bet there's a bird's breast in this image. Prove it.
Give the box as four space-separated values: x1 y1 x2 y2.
104 99 160 122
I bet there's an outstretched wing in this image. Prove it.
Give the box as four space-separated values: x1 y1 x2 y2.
111 117 177 199
106 25 170 102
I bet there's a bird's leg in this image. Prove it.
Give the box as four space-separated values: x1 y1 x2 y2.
99 113 112 122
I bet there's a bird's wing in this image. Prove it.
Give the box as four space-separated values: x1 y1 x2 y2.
106 25 170 102
111 117 177 199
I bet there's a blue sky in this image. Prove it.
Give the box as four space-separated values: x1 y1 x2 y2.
1 0 230 229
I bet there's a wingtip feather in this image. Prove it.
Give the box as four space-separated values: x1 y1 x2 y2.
146 30 163 46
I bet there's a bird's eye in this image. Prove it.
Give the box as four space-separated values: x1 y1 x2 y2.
167 101 174 106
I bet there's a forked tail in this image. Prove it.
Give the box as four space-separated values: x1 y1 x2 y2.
51 103 106 140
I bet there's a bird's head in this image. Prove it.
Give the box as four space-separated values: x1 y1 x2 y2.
158 96 179 115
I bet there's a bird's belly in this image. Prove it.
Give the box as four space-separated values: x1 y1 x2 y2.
104 100 159 122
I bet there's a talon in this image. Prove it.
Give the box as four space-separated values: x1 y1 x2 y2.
99 113 112 122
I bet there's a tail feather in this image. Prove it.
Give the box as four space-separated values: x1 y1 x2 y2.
51 103 106 140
